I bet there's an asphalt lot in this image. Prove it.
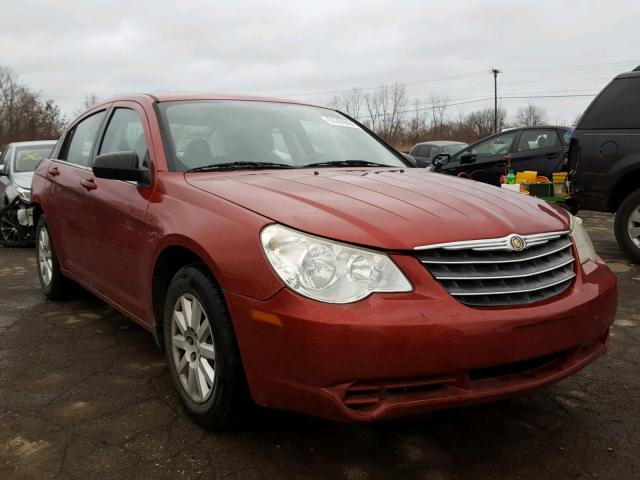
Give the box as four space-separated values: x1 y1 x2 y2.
0 211 638 480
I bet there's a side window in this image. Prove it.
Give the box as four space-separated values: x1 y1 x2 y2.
470 131 518 158
516 130 560 152
430 146 441 157
62 111 106 166
416 145 430 157
580 78 640 129
99 108 148 167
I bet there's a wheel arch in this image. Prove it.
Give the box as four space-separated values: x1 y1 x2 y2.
608 168 640 212
150 238 223 350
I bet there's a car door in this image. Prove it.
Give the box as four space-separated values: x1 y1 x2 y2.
44 110 108 281
412 145 432 167
509 128 564 177
80 102 156 323
445 131 519 185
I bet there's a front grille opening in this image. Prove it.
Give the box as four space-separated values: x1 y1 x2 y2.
469 350 565 381
343 377 453 411
416 234 576 307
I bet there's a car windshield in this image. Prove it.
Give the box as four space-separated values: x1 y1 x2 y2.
442 144 467 155
14 145 54 172
158 101 405 171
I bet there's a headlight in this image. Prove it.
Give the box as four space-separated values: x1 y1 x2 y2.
260 224 413 303
16 187 31 202
569 214 597 264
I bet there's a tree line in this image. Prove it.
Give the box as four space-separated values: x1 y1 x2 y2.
330 83 558 151
0 67 66 149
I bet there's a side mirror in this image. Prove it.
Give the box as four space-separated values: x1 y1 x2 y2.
0 164 6 176
93 151 151 186
459 152 477 165
400 152 417 167
432 154 450 167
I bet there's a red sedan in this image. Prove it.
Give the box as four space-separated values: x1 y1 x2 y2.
31 94 617 428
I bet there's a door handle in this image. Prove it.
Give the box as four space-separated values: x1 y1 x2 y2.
80 178 97 191
48 166 60 176
546 153 559 159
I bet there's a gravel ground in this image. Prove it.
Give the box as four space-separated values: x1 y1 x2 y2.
0 211 638 480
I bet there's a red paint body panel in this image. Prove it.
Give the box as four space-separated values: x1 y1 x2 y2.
225 257 616 421
30 94 618 422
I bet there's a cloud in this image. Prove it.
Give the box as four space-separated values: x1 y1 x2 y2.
1 0 638 123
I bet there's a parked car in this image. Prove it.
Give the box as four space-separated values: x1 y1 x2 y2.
0 140 56 245
31 94 616 428
435 126 570 185
0 140 56 206
409 141 468 167
568 66 640 262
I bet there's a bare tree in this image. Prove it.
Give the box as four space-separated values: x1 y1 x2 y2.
429 93 449 132
363 83 407 144
0 66 66 147
466 107 508 139
329 87 365 120
515 104 548 127
73 93 100 116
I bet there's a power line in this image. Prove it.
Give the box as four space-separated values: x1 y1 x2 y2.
353 92 598 120
274 59 637 99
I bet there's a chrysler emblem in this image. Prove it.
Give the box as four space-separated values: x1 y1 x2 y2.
510 235 526 251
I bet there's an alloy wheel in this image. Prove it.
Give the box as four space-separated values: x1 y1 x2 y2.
628 205 640 247
38 227 53 285
0 209 20 243
171 293 216 403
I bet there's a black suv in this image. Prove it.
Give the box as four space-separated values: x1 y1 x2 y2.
568 66 640 262
437 126 570 186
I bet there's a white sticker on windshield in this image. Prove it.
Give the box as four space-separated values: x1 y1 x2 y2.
321 116 359 128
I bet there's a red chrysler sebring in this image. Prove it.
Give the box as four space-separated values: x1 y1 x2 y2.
31 94 617 428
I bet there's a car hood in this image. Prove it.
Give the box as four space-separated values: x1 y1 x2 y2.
12 172 34 189
185 168 570 250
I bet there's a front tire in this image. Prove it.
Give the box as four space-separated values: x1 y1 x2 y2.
163 265 250 429
36 216 71 299
614 189 640 263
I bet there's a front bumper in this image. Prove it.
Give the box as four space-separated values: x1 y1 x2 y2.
225 254 617 422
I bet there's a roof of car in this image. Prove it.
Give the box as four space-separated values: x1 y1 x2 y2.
500 125 568 132
616 69 640 79
92 93 329 110
413 140 467 147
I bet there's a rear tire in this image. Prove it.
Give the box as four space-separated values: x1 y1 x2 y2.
163 264 250 429
36 216 71 299
614 189 640 263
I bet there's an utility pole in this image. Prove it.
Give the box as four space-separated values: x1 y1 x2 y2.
491 68 501 133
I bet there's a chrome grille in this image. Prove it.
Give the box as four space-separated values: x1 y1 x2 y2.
415 232 576 307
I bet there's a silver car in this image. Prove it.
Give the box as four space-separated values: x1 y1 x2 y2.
0 140 57 206
409 141 468 168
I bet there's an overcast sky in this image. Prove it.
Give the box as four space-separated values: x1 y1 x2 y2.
2 0 639 124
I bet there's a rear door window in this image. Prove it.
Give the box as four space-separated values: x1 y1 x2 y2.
61 111 107 166
516 130 560 152
580 78 640 129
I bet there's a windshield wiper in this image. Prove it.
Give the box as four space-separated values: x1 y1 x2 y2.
304 159 395 168
186 161 295 172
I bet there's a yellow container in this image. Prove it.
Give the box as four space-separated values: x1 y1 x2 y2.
516 171 537 185
552 172 569 196
552 172 568 183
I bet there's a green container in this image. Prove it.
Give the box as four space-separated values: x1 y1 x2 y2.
528 183 553 198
